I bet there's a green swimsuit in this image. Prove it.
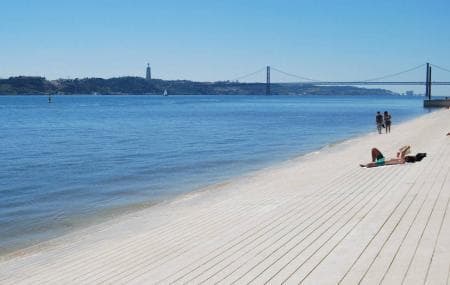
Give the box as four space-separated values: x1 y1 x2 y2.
375 154 385 166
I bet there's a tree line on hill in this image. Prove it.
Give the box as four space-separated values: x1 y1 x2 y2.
0 76 397 96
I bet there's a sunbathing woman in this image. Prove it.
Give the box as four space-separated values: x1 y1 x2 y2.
360 145 411 168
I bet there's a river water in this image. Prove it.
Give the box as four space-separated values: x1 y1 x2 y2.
0 94 429 254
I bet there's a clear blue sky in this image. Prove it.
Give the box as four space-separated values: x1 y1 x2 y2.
1 0 450 93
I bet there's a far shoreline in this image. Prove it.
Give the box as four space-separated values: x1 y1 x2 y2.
0 76 399 96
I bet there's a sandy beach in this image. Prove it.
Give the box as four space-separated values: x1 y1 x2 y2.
1 108 449 284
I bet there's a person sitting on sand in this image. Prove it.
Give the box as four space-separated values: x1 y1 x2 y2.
360 145 411 168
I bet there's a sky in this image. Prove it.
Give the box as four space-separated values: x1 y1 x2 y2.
1 0 450 93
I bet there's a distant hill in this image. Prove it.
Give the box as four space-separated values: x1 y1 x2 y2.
0 76 397 96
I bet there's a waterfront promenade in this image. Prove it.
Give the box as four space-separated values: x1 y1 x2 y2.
1 109 449 284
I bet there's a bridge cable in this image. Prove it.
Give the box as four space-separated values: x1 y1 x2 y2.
232 63 428 84
229 67 266 82
430 63 450 74
271 63 426 83
270 67 323 82
359 63 426 82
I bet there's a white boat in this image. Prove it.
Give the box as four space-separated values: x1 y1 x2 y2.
163 89 168 96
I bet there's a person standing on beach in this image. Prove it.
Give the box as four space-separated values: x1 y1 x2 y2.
384 111 392 133
376 111 383 134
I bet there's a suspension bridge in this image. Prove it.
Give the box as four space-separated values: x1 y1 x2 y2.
232 62 450 107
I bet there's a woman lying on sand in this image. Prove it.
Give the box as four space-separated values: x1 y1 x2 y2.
360 145 411 168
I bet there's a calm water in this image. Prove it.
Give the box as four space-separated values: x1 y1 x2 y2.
0 95 429 254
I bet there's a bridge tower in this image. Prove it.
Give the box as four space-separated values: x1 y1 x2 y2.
266 66 270 95
425 62 432 99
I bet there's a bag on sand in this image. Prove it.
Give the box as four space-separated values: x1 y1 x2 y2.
415 153 427 161
405 153 427 163
404 156 416 163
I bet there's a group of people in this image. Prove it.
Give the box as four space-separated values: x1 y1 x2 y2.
375 111 392 134
359 109 444 168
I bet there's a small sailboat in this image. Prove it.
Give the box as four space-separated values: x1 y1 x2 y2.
163 89 168 96
48 94 52 103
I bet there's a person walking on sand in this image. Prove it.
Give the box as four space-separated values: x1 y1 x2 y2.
376 111 383 134
384 111 392 134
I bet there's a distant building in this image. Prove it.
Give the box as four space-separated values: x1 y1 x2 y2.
146 63 151 81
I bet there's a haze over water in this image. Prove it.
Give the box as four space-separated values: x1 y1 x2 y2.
0 94 429 254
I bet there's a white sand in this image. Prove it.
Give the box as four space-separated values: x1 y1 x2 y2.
1 109 449 284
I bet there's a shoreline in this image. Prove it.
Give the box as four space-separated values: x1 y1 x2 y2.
1 108 449 284
0 109 438 259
